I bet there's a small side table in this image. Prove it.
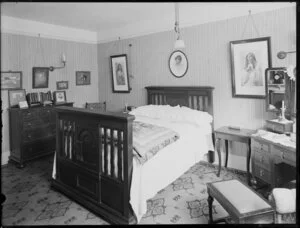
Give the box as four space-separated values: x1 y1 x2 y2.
214 126 256 186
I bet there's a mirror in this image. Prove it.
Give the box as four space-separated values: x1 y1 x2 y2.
265 67 286 112
265 67 296 118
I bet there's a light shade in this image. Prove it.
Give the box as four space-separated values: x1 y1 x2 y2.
174 39 185 49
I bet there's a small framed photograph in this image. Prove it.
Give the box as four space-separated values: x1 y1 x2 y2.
110 54 130 93
53 91 67 104
76 71 91 85
1 71 22 90
8 89 26 108
19 101 29 109
33 67 49 89
56 81 69 90
230 37 271 98
168 50 189 78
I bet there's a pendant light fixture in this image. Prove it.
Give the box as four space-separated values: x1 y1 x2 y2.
174 3 185 49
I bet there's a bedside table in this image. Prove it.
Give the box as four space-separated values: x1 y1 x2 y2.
214 126 256 186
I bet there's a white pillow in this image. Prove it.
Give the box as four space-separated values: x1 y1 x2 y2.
129 105 213 126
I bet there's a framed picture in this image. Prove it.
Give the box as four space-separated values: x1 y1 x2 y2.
110 54 130 93
76 71 91 85
230 37 271 98
33 67 49 89
169 50 188 78
56 81 69 90
8 89 26 108
1 71 22 90
53 91 67 104
19 100 29 109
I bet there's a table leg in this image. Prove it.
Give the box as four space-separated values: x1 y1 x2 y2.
215 138 221 177
207 195 214 224
225 140 229 168
246 140 251 186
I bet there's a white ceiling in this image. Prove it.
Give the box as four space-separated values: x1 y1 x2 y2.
1 2 295 43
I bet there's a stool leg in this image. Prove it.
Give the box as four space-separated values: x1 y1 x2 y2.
207 195 214 224
216 139 221 177
246 140 251 186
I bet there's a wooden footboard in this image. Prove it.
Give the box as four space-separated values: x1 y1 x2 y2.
51 106 136 224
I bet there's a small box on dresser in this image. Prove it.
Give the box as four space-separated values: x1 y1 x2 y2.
9 102 73 168
265 119 293 134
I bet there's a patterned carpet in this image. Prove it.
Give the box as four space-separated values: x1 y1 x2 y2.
2 155 269 225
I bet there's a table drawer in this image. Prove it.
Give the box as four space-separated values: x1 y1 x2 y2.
23 119 46 129
251 139 269 153
23 125 55 142
253 151 271 169
23 138 55 159
253 166 271 184
272 146 295 164
39 108 54 122
21 109 39 121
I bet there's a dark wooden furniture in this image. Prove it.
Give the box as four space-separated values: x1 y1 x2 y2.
85 101 106 112
51 86 214 224
8 102 73 168
214 126 256 185
251 134 296 188
207 179 275 224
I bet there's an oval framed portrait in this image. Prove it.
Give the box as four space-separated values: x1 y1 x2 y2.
168 50 188 78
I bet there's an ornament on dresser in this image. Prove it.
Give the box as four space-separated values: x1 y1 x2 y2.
53 91 67 104
40 91 53 106
26 92 41 107
8 89 27 108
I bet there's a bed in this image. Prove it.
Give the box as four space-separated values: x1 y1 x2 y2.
51 86 215 224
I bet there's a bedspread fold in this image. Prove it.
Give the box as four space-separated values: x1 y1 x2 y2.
133 121 179 165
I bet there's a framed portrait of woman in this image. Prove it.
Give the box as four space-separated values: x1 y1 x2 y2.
110 54 130 93
169 50 188 78
230 37 271 98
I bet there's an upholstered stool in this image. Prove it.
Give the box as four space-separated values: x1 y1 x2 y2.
268 180 296 224
207 179 275 224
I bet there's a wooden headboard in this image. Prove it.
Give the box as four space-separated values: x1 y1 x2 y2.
145 86 214 117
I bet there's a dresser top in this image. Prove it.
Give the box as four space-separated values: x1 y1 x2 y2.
251 130 296 151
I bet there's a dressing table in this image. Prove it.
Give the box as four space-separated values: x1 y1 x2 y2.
251 130 296 188
251 67 296 188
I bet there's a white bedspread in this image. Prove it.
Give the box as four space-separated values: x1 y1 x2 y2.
130 115 213 222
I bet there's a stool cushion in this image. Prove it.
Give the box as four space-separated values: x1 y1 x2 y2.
212 179 271 214
272 188 296 214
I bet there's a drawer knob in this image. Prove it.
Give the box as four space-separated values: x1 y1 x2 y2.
259 170 264 176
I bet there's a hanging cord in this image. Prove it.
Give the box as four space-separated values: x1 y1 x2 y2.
35 33 47 67
241 10 260 38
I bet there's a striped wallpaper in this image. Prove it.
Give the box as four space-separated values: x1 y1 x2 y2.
1 6 296 168
96 6 296 170
1 34 99 159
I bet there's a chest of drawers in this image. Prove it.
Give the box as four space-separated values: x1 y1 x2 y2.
251 135 296 188
9 103 73 167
